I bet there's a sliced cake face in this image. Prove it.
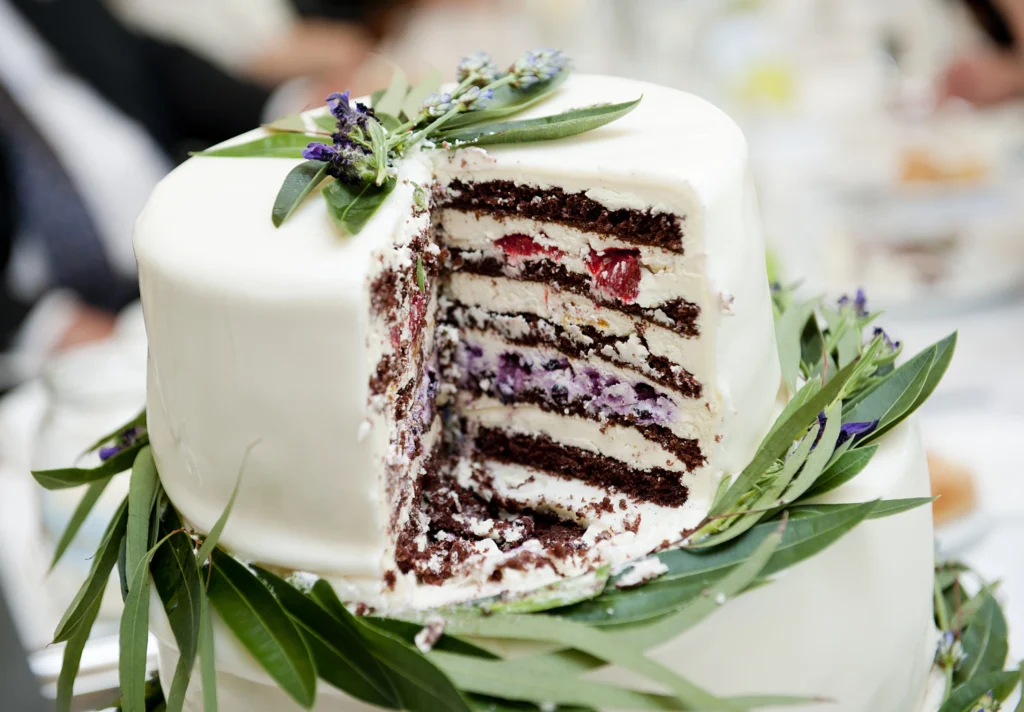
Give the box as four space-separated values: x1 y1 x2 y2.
135 75 780 611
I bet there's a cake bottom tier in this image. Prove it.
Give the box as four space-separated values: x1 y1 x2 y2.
151 421 936 712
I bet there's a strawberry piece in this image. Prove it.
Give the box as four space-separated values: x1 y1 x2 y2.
586 248 642 303
495 234 562 261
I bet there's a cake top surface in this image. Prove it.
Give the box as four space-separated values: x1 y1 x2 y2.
133 74 747 297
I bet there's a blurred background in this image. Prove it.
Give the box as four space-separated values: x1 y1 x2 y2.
2 0 1024 708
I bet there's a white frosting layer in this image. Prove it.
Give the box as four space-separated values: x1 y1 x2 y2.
135 74 779 600
151 421 937 712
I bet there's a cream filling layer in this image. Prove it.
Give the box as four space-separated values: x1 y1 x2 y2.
440 211 702 309
456 328 712 440
460 396 706 474
445 272 714 396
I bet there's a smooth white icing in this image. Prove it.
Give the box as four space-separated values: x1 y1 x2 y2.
150 420 937 711
135 74 779 601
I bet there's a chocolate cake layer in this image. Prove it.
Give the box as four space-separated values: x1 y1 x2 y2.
442 180 684 253
474 428 690 507
462 380 705 471
394 450 587 585
444 303 702 398
449 251 700 338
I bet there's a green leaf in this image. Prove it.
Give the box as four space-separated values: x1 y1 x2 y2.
607 517 786 649
711 355 859 518
34 441 146 490
313 114 337 134
416 256 426 293
938 670 1020 712
120 530 184 712
365 618 497 659
54 497 129 643
263 114 309 133
199 587 218 712
310 580 472 712
478 567 610 615
844 342 936 443
786 497 933 522
50 476 113 570
436 98 642 147
126 447 159 592
437 614 736 710
376 66 409 119
402 68 443 121
958 593 1009 682
196 442 254 563
55 593 104 712
778 402 842 503
440 68 569 130
323 177 397 236
272 161 329 227
376 113 401 131
776 301 816 394
151 507 202 712
81 410 146 456
195 133 329 159
252 567 399 708
798 446 877 500
563 500 878 625
206 550 317 708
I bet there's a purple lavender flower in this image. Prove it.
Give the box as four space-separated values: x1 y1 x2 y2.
509 48 568 89
420 92 454 118
456 51 501 85
837 288 868 318
301 141 369 182
969 691 998 712
99 427 144 462
456 86 494 112
837 419 879 447
873 327 900 352
325 90 374 134
934 630 966 670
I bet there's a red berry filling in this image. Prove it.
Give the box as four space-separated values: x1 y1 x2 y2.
495 234 563 261
586 248 642 303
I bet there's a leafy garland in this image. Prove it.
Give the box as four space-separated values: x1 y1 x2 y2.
34 281 1024 712
193 49 641 236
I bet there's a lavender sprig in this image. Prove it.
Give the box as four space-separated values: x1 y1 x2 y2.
456 51 501 86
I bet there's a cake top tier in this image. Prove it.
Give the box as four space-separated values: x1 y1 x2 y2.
134 74 748 293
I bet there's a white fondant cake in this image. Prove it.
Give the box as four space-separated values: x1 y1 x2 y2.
133 74 938 708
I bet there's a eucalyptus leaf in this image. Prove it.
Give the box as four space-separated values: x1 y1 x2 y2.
34 441 146 490
126 446 159 591
195 133 329 159
252 567 399 708
402 68 442 121
375 66 409 118
937 670 1020 712
199 586 218 712
206 550 317 708
843 343 935 442
55 593 104 712
776 301 815 394
711 355 858 518
436 98 641 147
50 476 113 570
54 498 128 643
440 68 570 130
196 442 255 563
81 410 146 456
778 403 842 504
120 530 183 712
785 497 933 522
323 177 397 236
313 114 337 134
151 507 202 712
907 332 957 414
263 114 309 133
958 593 1009 682
438 613 736 710
798 446 877 501
377 113 401 131
310 581 472 712
365 618 497 659
272 161 329 227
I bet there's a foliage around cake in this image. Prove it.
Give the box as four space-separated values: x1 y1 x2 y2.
195 49 640 236
33 266 1022 711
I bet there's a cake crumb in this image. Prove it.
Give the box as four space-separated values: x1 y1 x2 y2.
415 616 446 653
615 557 669 589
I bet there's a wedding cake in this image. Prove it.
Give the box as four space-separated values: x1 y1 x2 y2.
34 50 1014 712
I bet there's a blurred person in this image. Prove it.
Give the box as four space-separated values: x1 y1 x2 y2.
942 0 1024 105
0 0 282 388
